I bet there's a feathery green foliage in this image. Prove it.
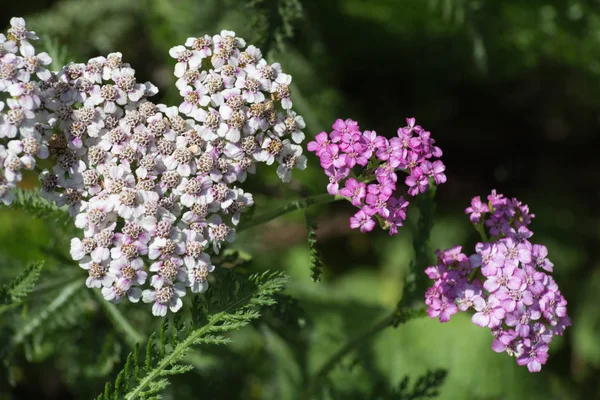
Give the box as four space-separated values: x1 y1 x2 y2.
10 189 71 225
328 369 448 399
10 280 87 347
2 0 593 397
245 0 304 56
41 36 75 71
304 210 323 282
427 0 600 75
0 278 88 373
96 271 288 400
82 333 123 379
211 248 253 270
390 306 427 329
304 305 428 398
0 261 43 307
28 0 143 56
393 369 448 400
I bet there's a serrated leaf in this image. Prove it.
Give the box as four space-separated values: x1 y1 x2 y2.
0 261 44 307
10 189 71 226
261 324 302 400
98 270 288 400
159 364 194 376
393 369 447 399
10 280 84 348
304 211 323 282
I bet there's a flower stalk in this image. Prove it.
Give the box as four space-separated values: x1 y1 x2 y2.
237 192 344 233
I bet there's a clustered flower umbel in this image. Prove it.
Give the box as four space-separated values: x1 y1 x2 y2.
169 31 306 183
0 18 307 317
0 18 52 205
425 190 571 372
307 118 445 235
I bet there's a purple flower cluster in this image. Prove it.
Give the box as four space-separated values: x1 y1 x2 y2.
307 118 445 235
425 190 570 372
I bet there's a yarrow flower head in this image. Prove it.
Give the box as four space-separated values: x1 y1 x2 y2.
168 30 307 183
0 18 306 317
308 117 445 235
0 18 52 205
425 190 571 372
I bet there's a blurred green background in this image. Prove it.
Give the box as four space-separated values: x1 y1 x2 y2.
1 0 600 399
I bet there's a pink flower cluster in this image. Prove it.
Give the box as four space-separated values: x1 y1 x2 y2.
425 190 571 372
307 118 445 235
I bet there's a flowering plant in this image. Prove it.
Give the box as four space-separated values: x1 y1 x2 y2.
0 12 574 400
425 190 570 372
2 18 307 318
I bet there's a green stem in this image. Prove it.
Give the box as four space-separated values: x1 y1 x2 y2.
302 307 425 399
125 311 226 400
302 183 436 397
403 185 436 302
237 193 344 233
11 280 84 347
474 222 489 242
93 290 145 347
305 313 394 394
125 275 279 399
28 272 81 297
362 168 411 184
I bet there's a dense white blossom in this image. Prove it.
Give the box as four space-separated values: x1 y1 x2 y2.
0 19 307 317
0 18 53 204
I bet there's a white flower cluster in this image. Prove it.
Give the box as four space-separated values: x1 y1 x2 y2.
170 30 307 183
0 18 52 205
0 18 307 317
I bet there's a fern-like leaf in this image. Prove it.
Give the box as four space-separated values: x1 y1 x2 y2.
41 36 74 71
10 188 71 225
11 280 86 347
0 280 86 363
28 0 143 55
304 210 323 282
0 261 44 306
211 248 253 269
394 369 448 400
97 271 288 400
245 0 304 57
83 333 122 378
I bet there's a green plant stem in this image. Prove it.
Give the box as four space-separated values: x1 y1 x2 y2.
303 307 424 399
29 272 81 297
124 312 226 400
302 184 436 397
93 290 145 347
237 193 344 233
11 280 84 347
307 313 394 391
474 222 489 242
124 274 284 399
